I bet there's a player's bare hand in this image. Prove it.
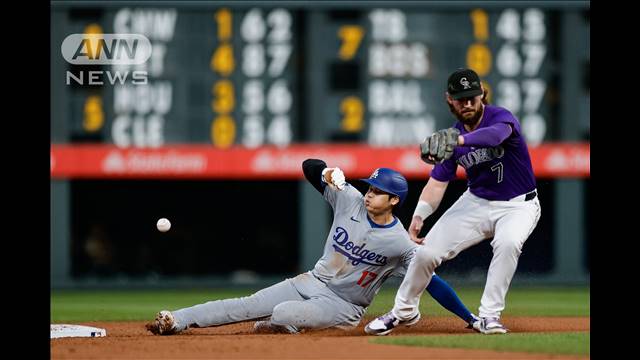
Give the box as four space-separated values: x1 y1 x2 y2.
322 167 346 190
409 215 425 244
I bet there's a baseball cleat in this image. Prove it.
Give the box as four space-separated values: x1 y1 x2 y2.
253 320 300 334
145 310 179 335
472 317 508 334
466 313 481 330
364 311 420 336
253 320 273 333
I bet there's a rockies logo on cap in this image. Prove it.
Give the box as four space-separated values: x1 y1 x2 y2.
447 68 483 100
460 77 471 89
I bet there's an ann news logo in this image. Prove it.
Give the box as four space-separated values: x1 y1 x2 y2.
61 33 152 86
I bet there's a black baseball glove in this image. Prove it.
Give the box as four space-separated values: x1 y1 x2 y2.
420 128 460 164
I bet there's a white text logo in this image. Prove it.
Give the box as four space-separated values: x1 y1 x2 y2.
62 33 151 86
61 33 151 65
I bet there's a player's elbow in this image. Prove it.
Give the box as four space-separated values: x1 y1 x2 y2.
302 159 326 175
302 159 327 194
491 123 513 146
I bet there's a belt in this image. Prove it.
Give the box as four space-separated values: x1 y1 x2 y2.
525 190 537 201
509 190 537 202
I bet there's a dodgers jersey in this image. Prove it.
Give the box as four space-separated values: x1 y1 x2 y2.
431 105 537 201
310 183 417 307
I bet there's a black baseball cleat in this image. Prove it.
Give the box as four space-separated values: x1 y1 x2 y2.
364 311 421 336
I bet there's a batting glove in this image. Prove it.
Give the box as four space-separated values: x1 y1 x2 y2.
322 167 346 191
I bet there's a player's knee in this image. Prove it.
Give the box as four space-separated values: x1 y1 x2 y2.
272 301 323 330
271 301 297 325
415 246 444 267
493 235 525 255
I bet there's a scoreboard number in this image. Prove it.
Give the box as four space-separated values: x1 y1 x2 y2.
340 97 365 133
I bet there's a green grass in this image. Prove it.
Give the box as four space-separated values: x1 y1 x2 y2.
51 286 589 322
367 286 590 317
50 289 251 322
372 332 590 356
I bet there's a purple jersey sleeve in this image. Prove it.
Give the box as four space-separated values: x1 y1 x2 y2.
462 123 513 147
491 108 522 137
430 157 458 182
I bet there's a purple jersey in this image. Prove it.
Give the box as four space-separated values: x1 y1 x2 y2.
430 105 536 201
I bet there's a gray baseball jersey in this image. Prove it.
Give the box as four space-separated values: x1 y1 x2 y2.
312 183 417 307
169 181 420 332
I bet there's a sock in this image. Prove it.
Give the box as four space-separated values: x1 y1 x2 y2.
426 274 475 324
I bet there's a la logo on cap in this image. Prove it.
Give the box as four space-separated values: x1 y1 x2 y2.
370 169 379 179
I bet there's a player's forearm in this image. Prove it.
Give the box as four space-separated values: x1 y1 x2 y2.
302 159 328 194
459 122 512 147
423 178 448 208
413 178 448 220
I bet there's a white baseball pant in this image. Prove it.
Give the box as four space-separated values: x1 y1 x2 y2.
393 189 541 319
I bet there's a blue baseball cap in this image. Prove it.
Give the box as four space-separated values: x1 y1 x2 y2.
360 168 408 206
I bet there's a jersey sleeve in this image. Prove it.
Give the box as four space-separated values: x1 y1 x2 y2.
430 158 458 182
461 123 512 147
302 159 328 194
492 107 523 137
323 182 363 211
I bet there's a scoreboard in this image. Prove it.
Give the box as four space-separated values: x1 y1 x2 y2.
51 2 589 285
52 3 589 149
312 7 558 146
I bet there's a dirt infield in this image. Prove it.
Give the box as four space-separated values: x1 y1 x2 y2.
51 316 589 359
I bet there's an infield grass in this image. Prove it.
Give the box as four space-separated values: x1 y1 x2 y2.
368 286 590 317
371 332 590 356
51 286 589 322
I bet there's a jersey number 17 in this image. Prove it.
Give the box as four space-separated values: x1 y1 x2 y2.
357 271 378 287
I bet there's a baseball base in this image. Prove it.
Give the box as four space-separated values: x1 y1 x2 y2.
51 324 107 339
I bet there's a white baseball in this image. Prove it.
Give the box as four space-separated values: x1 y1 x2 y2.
156 218 171 232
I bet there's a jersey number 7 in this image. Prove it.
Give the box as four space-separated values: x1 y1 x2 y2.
357 270 378 287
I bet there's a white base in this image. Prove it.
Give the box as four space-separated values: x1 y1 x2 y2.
51 324 107 339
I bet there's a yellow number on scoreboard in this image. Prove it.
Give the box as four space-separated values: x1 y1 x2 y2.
212 80 235 114
83 95 104 132
338 25 364 61
470 9 489 41
340 96 364 132
466 43 492 77
215 9 232 41
211 115 236 148
211 44 235 76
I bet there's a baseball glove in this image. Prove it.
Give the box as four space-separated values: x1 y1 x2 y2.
420 128 460 164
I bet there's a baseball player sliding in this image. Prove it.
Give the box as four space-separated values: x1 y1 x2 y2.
146 159 478 335
365 68 541 336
